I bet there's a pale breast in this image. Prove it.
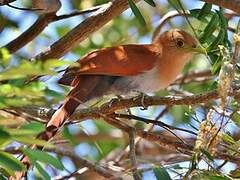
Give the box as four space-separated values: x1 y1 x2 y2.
110 66 163 94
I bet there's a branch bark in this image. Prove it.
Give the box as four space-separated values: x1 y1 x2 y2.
200 0 240 14
35 0 140 61
3 14 56 54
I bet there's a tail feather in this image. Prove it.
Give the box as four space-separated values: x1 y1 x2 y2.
47 75 100 129
47 75 120 131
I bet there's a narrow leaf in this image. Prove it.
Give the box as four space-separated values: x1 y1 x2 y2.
200 13 219 43
0 128 11 145
144 0 156 7
35 162 51 180
23 148 64 170
128 0 146 25
153 167 171 180
197 3 212 20
0 151 25 172
13 136 53 148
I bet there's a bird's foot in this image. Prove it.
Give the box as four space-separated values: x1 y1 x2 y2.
139 92 148 110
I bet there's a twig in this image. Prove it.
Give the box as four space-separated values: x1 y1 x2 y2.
53 5 103 21
232 19 240 70
6 3 43 11
50 148 115 178
114 113 197 136
129 129 141 180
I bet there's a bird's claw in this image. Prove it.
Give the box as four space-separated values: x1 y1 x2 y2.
139 93 148 110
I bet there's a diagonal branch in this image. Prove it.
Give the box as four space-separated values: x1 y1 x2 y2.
35 0 140 61
3 14 56 54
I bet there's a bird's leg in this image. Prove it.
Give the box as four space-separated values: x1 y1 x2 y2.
134 91 148 110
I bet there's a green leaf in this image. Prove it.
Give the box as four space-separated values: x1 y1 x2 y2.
222 133 235 145
168 0 183 12
207 28 225 51
197 3 212 20
190 9 208 22
0 174 7 180
20 122 45 134
13 136 54 148
0 167 15 178
199 13 219 43
22 148 64 170
0 61 51 81
34 162 51 180
0 151 25 172
128 0 146 26
211 55 221 74
0 48 11 67
153 167 172 180
200 149 214 161
217 9 228 29
232 111 240 127
8 128 41 136
143 0 156 7
45 89 64 100
0 128 11 145
62 127 78 145
43 59 73 69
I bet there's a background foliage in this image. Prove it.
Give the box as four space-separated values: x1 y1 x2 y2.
0 0 239 179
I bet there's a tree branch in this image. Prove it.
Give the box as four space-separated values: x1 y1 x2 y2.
3 14 56 53
35 0 140 61
200 0 240 14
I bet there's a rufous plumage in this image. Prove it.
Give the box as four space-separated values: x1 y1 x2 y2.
47 29 197 131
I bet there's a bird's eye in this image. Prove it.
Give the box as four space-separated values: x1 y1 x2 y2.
176 39 184 48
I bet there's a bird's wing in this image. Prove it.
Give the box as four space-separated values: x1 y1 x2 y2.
59 44 161 86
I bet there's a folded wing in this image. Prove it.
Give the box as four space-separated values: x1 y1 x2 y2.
59 44 161 86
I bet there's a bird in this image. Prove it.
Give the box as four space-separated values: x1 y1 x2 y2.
46 28 197 133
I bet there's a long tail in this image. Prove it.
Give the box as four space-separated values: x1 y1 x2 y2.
41 75 119 142
46 75 100 130
40 75 99 142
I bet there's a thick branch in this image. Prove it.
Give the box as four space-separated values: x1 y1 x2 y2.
35 0 140 61
3 14 56 53
13 90 221 122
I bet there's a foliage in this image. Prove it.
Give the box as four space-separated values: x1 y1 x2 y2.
0 0 239 179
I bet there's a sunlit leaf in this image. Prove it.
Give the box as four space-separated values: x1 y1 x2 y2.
153 167 171 180
200 149 214 161
199 13 219 43
168 0 183 12
34 162 51 180
0 128 11 146
128 0 146 26
23 148 64 170
0 48 11 67
197 3 212 20
143 0 156 7
14 136 53 148
20 122 45 134
0 151 26 172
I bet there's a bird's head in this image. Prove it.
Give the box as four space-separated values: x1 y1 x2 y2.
154 29 198 61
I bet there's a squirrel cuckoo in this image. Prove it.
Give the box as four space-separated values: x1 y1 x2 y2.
47 29 197 132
